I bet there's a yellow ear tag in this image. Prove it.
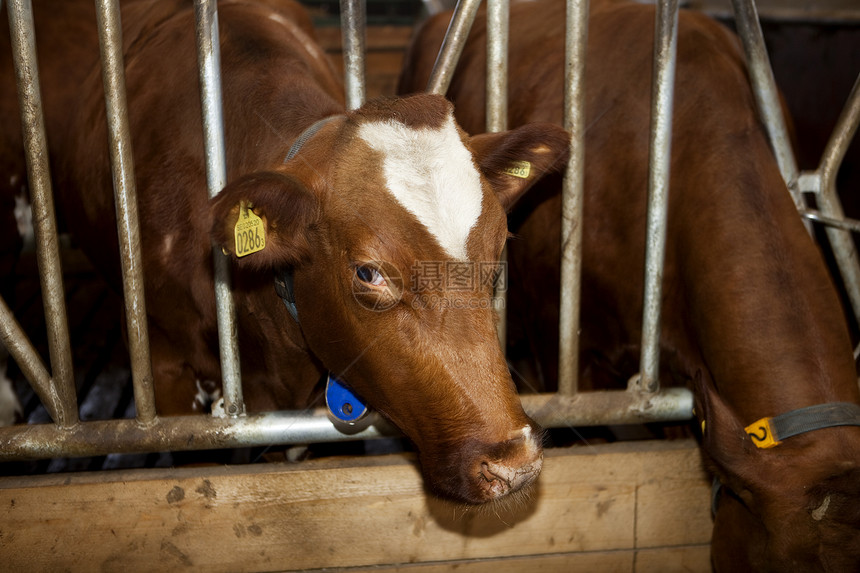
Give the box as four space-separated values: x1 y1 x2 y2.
501 160 531 179
744 417 781 449
234 202 266 257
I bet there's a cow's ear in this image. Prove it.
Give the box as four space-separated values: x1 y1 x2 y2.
209 171 318 271
468 122 570 212
695 370 761 488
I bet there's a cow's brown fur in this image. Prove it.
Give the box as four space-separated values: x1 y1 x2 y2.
0 0 570 504
400 0 860 566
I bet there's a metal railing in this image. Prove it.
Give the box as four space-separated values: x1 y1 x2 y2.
1 0 858 462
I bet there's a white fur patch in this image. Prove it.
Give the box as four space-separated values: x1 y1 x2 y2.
162 233 175 259
194 379 221 412
357 114 483 260
0 350 22 426
521 424 541 456
14 192 34 251
811 495 831 521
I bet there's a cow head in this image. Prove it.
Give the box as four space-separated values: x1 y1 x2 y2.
210 94 570 504
696 373 860 571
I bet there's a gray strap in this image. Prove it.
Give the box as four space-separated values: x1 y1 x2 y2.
273 268 298 322
273 115 341 323
718 403 860 510
284 115 340 163
771 402 860 442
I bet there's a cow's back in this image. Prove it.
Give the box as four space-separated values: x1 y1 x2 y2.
55 0 342 283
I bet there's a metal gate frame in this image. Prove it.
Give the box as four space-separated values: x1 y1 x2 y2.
0 0 857 461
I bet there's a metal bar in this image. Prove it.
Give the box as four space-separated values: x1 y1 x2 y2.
339 0 366 110
802 209 860 234
813 74 860 328
7 0 77 428
486 0 508 347
194 0 245 417
638 0 679 394
94 0 157 425
0 295 61 420
426 0 483 96
0 409 397 460
558 0 589 396
819 76 860 186
485 0 507 133
525 387 693 428
729 0 807 222
0 389 693 460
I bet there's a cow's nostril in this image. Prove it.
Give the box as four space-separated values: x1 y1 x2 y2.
477 454 543 500
480 461 510 486
480 462 493 482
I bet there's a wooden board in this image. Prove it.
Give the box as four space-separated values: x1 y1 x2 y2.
0 439 712 572
331 546 711 573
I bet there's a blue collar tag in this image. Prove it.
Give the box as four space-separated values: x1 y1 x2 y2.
325 374 369 424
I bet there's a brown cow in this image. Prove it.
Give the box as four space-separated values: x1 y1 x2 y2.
400 0 860 567
0 0 570 504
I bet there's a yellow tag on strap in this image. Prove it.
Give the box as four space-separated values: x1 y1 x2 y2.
501 160 531 179
745 417 781 449
234 202 266 257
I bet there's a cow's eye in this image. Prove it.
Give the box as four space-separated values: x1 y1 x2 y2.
355 264 386 287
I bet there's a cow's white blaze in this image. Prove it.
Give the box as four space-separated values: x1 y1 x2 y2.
357 114 483 261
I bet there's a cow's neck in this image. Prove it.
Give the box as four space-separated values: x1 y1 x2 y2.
680 203 860 423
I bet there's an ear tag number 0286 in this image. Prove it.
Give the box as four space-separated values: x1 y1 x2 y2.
234 202 266 257
501 160 531 179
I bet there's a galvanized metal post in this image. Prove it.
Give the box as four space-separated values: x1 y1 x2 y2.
94 0 157 425
426 0 482 96
6 0 77 427
0 297 61 421
0 389 693 460
339 0 366 110
809 74 860 329
638 0 679 394
729 0 806 221
486 0 509 348
485 0 507 133
558 0 589 397
194 0 245 417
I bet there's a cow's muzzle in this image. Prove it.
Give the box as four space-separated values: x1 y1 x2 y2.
473 424 543 501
